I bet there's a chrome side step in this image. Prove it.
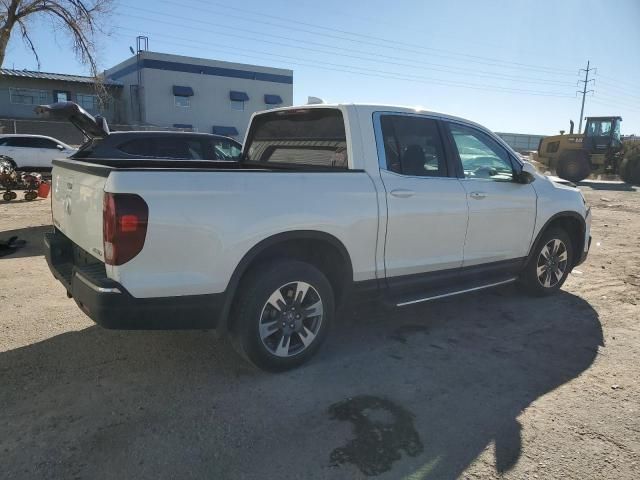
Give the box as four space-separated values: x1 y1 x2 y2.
396 278 517 307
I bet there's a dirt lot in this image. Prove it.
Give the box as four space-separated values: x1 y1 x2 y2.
1 183 639 480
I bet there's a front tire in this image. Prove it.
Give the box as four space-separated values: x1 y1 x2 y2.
231 260 334 371
556 150 591 182
520 228 573 296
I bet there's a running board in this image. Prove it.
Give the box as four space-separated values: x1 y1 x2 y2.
393 278 517 307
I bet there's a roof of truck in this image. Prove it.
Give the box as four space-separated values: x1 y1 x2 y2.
259 103 493 136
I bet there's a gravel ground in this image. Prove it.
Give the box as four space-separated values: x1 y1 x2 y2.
1 181 639 479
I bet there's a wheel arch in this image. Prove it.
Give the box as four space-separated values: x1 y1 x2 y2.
219 230 354 332
527 212 586 269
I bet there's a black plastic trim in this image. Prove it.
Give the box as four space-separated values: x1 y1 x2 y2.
385 257 526 296
526 211 587 268
219 230 354 330
52 158 365 175
45 230 224 330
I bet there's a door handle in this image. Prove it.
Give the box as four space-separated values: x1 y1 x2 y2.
469 191 487 200
390 189 415 198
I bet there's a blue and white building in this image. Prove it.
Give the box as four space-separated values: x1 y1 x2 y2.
105 51 294 138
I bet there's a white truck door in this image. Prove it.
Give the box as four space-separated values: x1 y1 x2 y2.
446 122 536 266
376 113 469 280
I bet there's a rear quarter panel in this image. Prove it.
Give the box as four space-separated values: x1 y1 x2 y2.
105 170 379 298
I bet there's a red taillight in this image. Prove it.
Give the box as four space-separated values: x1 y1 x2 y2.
103 193 148 265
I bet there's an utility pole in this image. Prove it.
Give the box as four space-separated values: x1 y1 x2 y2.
577 61 595 134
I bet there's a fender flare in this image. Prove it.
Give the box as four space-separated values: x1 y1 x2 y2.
526 211 586 267
218 230 353 331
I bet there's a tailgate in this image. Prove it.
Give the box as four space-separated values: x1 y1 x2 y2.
51 160 107 261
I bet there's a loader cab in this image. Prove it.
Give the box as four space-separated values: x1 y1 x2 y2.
583 116 622 154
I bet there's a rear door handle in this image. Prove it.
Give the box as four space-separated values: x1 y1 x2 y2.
390 189 415 198
469 191 487 200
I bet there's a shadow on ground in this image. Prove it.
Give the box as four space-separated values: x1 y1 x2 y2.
0 286 602 479
0 225 51 259
578 180 637 192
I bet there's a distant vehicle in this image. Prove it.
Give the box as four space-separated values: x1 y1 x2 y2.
0 134 76 170
45 104 591 371
35 102 242 162
535 116 640 185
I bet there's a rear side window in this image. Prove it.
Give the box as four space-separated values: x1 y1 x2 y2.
6 137 38 148
245 109 348 168
119 139 154 157
379 115 447 177
118 137 205 159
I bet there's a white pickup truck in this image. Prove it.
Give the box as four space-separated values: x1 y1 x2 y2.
45 104 591 370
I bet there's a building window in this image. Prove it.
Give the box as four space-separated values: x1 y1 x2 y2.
54 90 70 103
175 95 190 107
230 100 244 111
9 88 49 105
77 94 99 112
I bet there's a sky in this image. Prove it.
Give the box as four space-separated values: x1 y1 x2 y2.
3 0 639 135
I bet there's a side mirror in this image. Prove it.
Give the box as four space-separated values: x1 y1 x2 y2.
56 144 64 150
514 161 536 184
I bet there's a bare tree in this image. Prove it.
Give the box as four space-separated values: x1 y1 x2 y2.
0 0 112 78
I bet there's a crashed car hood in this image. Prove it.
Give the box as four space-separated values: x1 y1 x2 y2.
34 102 109 139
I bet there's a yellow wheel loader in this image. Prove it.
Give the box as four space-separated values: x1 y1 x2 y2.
536 116 640 185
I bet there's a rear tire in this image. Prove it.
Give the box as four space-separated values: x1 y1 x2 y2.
556 150 591 182
619 154 640 186
519 228 573 296
231 260 334 371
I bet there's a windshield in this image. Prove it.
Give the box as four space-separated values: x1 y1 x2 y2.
244 108 348 168
586 119 613 137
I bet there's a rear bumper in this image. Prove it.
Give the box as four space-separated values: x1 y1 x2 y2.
44 230 224 330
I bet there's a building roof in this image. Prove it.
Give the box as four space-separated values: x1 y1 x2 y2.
0 68 122 86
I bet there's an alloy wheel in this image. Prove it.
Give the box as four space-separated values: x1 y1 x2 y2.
259 281 324 357
536 239 568 288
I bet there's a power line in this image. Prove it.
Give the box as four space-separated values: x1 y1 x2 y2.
589 97 640 114
111 29 576 99
594 80 640 101
115 11 577 90
166 0 577 75
114 20 573 90
596 74 638 91
119 3 577 77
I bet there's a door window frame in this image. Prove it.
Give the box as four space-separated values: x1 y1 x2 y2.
373 111 459 179
442 120 522 181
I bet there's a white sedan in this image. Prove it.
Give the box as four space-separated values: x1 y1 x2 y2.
0 134 76 170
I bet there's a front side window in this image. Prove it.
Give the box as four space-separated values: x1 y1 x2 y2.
211 139 242 160
379 115 447 177
231 100 244 111
9 88 49 105
448 123 514 181
175 96 190 108
31 137 59 149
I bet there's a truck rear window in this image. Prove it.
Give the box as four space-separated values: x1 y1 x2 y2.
244 108 348 168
